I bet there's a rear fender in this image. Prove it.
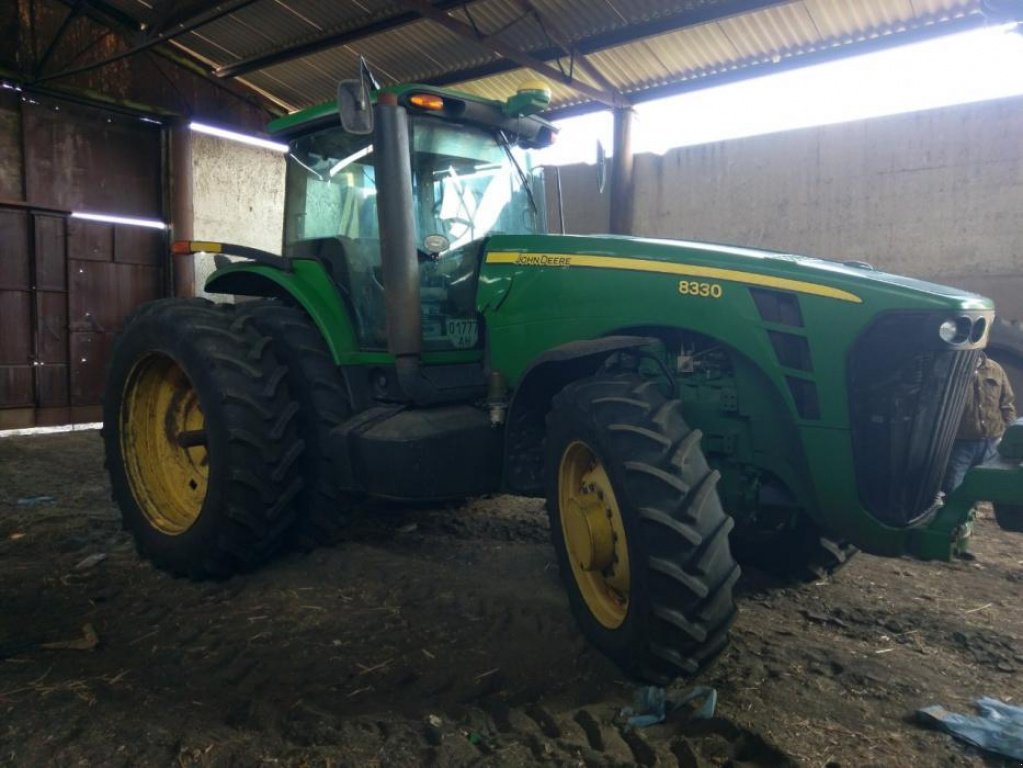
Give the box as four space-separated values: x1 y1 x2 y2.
205 262 359 363
502 335 658 496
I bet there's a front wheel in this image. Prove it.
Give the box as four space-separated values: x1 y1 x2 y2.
994 504 1023 533
545 374 739 683
987 318 1023 404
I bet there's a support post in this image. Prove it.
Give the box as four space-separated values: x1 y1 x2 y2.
169 119 194 297
609 106 634 235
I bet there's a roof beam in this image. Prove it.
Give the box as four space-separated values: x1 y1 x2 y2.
34 0 87 77
396 0 627 108
214 0 478 80
149 1 236 36
34 0 261 84
511 0 625 102
33 0 279 114
427 0 794 88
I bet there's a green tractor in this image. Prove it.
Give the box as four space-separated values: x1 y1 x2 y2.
103 71 1023 683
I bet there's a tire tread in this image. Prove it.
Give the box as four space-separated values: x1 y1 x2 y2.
234 300 353 550
546 373 739 682
103 299 306 579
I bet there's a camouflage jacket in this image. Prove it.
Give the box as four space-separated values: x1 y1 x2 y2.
956 356 1016 440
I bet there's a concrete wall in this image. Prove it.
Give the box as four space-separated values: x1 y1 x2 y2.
562 94 1023 321
190 133 286 298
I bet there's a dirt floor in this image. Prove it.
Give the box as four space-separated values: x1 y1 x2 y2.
1 431 1022 767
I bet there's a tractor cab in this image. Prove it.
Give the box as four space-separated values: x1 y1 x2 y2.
279 84 553 355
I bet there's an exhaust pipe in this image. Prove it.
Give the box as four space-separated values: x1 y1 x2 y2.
373 92 437 405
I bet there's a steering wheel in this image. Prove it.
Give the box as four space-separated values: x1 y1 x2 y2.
371 249 438 288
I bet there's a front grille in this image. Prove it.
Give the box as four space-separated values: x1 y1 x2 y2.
848 313 979 526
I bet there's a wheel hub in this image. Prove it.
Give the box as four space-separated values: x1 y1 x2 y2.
121 353 209 535
558 441 631 629
564 493 614 571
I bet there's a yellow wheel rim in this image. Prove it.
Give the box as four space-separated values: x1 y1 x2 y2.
120 353 209 535
558 440 631 629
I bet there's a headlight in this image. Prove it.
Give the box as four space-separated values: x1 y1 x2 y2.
939 319 959 343
939 317 972 344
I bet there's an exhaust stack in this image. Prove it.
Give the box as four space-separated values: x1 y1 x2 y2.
373 93 437 404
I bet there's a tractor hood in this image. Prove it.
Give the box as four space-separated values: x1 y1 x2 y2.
482 233 994 313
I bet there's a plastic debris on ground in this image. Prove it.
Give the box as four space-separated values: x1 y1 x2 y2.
916 697 1023 760
73 553 108 571
621 685 717 728
16 496 57 506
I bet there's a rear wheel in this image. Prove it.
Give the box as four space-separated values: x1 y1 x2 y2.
103 299 304 578
235 300 353 549
545 374 739 683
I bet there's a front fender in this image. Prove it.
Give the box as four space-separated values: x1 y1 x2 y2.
205 261 360 363
502 335 658 495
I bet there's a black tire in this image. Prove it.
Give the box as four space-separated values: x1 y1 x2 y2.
988 318 1023 402
732 521 857 583
235 300 353 549
987 319 1022 533
994 504 1023 533
103 298 305 578
545 374 740 683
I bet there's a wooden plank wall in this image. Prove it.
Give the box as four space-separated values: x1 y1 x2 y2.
0 91 166 429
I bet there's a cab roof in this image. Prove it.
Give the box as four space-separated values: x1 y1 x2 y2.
267 82 554 141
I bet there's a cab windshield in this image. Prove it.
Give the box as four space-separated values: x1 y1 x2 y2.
410 117 540 253
282 114 541 350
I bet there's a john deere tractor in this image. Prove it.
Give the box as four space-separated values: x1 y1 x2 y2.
103 71 1023 683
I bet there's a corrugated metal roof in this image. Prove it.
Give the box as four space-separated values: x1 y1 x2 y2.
453 0 985 111
103 0 991 115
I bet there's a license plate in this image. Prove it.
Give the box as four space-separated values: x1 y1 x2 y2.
445 318 478 349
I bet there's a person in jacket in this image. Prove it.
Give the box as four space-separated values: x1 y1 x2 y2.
943 353 1016 494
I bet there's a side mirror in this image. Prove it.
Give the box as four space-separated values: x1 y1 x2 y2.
338 78 373 135
595 140 608 194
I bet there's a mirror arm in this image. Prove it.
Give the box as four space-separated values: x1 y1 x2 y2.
596 139 608 194
555 165 565 234
530 164 565 235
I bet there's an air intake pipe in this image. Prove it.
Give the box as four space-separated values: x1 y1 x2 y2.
373 92 438 405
